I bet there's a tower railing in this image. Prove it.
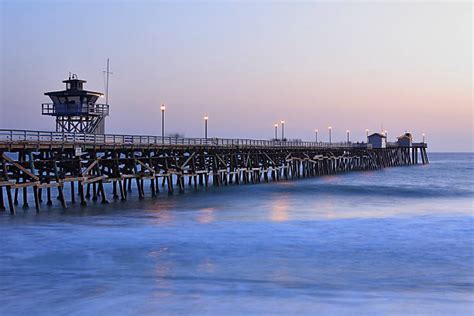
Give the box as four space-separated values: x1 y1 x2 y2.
41 103 109 116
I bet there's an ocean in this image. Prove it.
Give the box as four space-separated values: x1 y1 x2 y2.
0 153 473 315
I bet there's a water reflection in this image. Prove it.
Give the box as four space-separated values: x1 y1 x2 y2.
151 246 174 299
146 200 177 226
152 263 174 299
197 207 216 224
197 259 216 274
270 194 290 222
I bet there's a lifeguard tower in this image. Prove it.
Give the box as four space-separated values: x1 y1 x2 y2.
42 74 109 134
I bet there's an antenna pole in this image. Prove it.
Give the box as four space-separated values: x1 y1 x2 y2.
106 58 110 105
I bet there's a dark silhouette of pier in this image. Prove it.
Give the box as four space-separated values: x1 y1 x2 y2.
0 129 428 214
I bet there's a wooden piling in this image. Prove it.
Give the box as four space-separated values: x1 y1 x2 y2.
0 136 429 213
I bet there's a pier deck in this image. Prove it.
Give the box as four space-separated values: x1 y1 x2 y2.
0 129 428 214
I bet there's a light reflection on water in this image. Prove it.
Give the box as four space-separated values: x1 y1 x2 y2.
197 207 216 224
270 193 290 222
0 153 473 315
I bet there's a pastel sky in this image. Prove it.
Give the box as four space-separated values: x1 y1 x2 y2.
0 1 472 151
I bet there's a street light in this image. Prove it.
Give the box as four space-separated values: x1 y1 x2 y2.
160 104 166 144
274 124 278 140
366 129 369 142
346 129 350 143
204 115 209 139
281 120 285 141
315 129 318 142
422 133 426 143
328 126 332 144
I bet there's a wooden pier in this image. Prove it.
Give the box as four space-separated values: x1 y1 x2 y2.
0 129 428 214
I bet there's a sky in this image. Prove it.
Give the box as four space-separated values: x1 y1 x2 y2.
0 1 472 152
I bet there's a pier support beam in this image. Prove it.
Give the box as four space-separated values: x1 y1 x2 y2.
0 142 428 213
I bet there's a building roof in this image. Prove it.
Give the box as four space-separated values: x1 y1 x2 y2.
397 132 413 140
368 132 387 138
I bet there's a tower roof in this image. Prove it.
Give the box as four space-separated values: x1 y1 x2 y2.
44 90 103 97
45 74 103 97
62 78 87 84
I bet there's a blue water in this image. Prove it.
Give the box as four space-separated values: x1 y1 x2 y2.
1 153 473 315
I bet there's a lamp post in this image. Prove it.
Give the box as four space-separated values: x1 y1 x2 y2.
328 126 332 144
315 129 318 142
366 129 369 142
422 133 426 143
346 129 350 143
274 124 278 140
160 104 165 144
281 120 285 141
204 115 208 140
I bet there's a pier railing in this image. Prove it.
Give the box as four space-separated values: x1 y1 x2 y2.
0 129 375 149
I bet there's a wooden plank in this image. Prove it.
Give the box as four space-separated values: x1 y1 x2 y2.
215 154 227 167
180 153 195 169
264 153 277 166
82 158 100 176
13 181 40 188
61 177 85 182
2 153 39 181
38 182 62 189
135 159 156 174
83 175 108 184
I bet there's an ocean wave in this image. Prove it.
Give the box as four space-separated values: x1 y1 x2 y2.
272 183 474 199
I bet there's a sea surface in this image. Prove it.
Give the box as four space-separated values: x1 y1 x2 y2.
0 153 473 315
